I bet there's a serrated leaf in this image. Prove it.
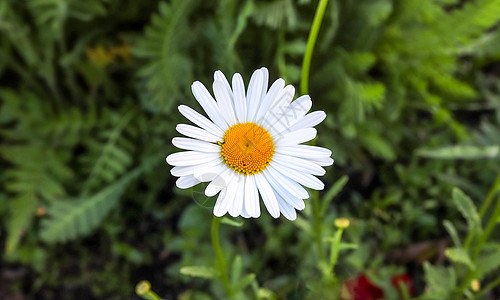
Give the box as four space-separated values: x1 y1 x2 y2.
5 194 38 253
40 167 143 243
452 188 482 234
180 266 219 279
423 262 456 299
445 248 474 269
476 246 500 278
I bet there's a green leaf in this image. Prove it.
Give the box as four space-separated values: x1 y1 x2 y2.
339 243 359 250
416 145 499 159
5 194 38 253
443 220 461 247
445 248 474 270
232 273 256 293
476 245 500 278
221 217 244 227
452 188 482 234
423 262 456 299
321 175 348 216
40 167 143 243
134 0 197 112
180 266 219 279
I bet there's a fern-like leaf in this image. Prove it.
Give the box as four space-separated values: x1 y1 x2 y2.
40 166 143 243
134 0 197 112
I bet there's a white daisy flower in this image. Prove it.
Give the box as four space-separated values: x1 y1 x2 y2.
166 67 333 220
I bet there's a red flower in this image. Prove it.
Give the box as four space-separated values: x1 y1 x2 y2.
391 273 414 296
343 274 384 300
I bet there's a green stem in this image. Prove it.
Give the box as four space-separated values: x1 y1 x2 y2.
328 228 344 273
211 217 231 295
459 172 500 294
478 172 500 218
301 0 329 95
312 190 325 262
464 171 500 251
473 193 500 258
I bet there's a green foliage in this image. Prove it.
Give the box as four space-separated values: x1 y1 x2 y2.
452 188 482 235
1 0 500 299
40 167 144 243
423 262 456 300
134 0 197 112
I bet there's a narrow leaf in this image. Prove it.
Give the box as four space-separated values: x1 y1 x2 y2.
443 220 461 247
321 175 348 216
416 145 499 159
180 266 219 279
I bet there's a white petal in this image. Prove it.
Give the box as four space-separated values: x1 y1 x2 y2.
271 162 325 190
285 111 326 133
176 175 200 189
214 70 232 95
254 78 285 125
232 73 247 123
277 196 297 221
214 176 239 217
244 175 260 218
213 188 229 217
176 124 221 143
229 174 245 217
172 137 220 152
259 67 269 101
213 79 237 126
178 105 224 137
272 153 325 176
275 128 317 146
260 85 295 132
205 167 235 197
254 173 279 218
193 163 226 182
240 205 251 218
166 151 220 166
262 168 306 210
246 69 264 122
310 156 334 167
191 82 228 130
269 95 312 136
277 145 332 159
266 165 309 199
171 158 222 177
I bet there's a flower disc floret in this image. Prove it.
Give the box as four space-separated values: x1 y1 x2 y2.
219 122 274 174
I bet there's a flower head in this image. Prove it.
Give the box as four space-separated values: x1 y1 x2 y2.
166 67 333 220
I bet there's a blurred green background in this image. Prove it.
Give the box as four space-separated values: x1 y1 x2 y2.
1 0 500 299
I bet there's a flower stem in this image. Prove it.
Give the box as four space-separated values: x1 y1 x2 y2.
211 216 231 295
311 190 325 262
301 0 329 95
328 228 344 272
478 172 500 218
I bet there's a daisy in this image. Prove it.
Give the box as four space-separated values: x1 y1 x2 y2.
166 67 333 220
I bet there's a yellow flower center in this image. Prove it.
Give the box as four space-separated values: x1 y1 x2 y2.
219 122 274 174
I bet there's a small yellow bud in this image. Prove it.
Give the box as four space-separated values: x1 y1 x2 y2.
471 279 480 292
136 280 151 295
335 218 350 229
